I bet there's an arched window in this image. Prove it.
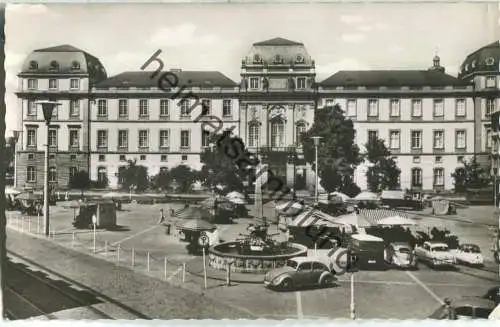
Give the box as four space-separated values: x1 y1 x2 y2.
248 123 260 147
270 119 285 147
411 168 422 187
29 61 38 70
71 61 81 70
296 123 306 145
50 60 60 71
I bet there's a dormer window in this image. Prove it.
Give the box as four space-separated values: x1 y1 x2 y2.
274 54 283 64
486 57 495 66
253 54 262 63
296 55 304 63
71 61 81 70
29 61 38 70
464 64 469 71
49 61 60 71
471 60 477 68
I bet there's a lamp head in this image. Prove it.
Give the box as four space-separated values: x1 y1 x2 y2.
36 100 60 124
12 130 21 140
311 136 323 146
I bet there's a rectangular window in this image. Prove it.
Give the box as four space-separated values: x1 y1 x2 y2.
411 99 422 117
368 130 378 144
486 99 496 116
118 99 128 118
390 99 400 117
49 79 58 90
201 99 211 116
180 130 190 148
69 130 79 148
180 99 190 117
412 168 422 187
222 100 232 117
249 78 259 89
411 130 422 149
27 128 36 147
27 166 36 182
346 99 357 117
248 124 260 147
486 76 496 88
67 99 79 118
433 168 444 186
69 167 77 182
48 129 58 147
413 156 421 164
118 130 128 149
160 99 169 117
368 99 378 117
159 130 170 148
296 124 306 145
119 155 126 162
455 130 466 149
325 99 334 107
202 130 211 147
486 129 492 148
161 155 167 162
296 77 306 89
138 130 149 148
49 166 57 182
139 99 149 117
70 79 80 90
97 100 108 117
97 130 108 149
433 130 444 149
433 99 444 117
455 99 466 117
27 100 37 116
27 79 37 90
389 130 400 150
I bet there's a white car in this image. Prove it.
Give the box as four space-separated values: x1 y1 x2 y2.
452 244 484 267
415 241 456 268
384 242 418 269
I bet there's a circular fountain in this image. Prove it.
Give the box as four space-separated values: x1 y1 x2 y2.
208 221 308 274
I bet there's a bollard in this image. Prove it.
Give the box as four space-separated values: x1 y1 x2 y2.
104 240 108 255
37 215 40 234
72 232 75 247
147 252 150 272
226 263 231 286
164 257 167 280
182 262 186 283
117 244 121 262
132 248 135 266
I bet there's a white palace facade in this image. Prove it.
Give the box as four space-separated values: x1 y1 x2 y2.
14 38 500 194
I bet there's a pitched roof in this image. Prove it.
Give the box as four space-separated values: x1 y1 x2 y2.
34 44 85 53
94 71 238 88
319 70 470 87
253 37 303 46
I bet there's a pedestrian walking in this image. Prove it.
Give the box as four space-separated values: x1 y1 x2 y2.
158 208 165 224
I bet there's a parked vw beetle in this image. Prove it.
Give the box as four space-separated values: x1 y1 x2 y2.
384 242 418 269
264 257 337 291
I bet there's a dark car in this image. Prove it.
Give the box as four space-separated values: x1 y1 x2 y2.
263 257 337 291
429 297 496 320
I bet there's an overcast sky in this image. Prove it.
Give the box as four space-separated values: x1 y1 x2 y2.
5 2 500 136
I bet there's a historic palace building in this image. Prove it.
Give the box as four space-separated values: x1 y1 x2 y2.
14 38 500 192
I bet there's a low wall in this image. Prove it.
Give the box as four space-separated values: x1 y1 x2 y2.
208 242 308 274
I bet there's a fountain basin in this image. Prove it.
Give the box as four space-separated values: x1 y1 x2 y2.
208 241 308 274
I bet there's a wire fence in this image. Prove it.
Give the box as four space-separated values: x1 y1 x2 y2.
4 213 220 288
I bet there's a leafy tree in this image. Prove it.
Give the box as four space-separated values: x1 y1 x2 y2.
452 157 491 193
199 130 254 193
94 175 109 189
301 105 362 193
69 170 91 197
365 137 401 193
118 159 149 192
168 165 198 193
153 168 170 191
4 137 16 174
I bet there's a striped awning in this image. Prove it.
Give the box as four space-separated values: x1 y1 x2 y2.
358 209 410 223
288 208 343 228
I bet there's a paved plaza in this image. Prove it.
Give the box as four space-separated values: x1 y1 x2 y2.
5 200 499 319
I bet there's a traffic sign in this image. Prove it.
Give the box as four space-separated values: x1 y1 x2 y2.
198 232 209 247
92 215 97 225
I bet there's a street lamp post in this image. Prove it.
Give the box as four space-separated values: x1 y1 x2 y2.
311 136 323 205
37 100 60 237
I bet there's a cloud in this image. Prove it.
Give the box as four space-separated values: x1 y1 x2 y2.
340 15 363 24
388 45 404 54
149 23 220 48
358 25 373 32
341 33 365 43
374 22 389 30
316 59 369 77
5 52 25 69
